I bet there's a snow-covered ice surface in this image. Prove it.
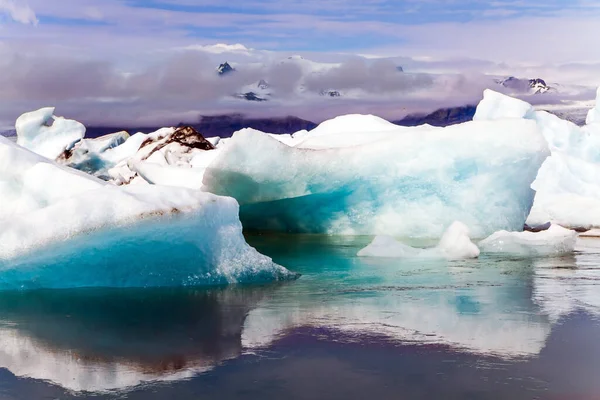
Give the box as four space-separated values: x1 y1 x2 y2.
358 221 480 259
203 117 548 238
479 225 578 256
0 136 293 289
16 107 86 160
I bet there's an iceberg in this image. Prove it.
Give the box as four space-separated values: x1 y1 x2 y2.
16 107 86 160
587 87 600 125
358 221 480 259
474 87 600 229
472 89 534 121
478 224 578 256
0 136 294 290
59 131 130 178
107 126 217 186
203 116 549 238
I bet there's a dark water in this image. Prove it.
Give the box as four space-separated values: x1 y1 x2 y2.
0 234 599 399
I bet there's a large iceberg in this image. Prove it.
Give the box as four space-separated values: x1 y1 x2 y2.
358 221 480 259
16 107 86 160
0 136 294 289
203 115 549 238
476 88 600 229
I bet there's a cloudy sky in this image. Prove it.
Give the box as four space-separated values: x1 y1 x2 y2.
0 0 599 128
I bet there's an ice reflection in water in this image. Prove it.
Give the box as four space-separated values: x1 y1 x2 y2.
0 287 276 391
0 234 598 393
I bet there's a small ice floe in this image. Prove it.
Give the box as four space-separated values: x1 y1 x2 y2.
357 221 480 260
479 224 578 256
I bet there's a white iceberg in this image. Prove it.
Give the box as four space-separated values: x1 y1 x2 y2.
59 131 130 178
0 136 294 289
478 225 578 256
475 88 600 230
586 87 600 125
107 126 217 187
473 89 534 121
358 221 480 259
203 115 549 238
16 107 86 160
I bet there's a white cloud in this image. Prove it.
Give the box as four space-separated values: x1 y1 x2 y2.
0 0 37 25
182 43 253 55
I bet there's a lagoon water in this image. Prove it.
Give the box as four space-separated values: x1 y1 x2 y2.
0 234 599 399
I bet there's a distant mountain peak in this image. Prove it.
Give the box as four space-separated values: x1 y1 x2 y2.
319 89 341 97
257 79 269 90
235 92 268 102
497 76 553 94
217 62 235 76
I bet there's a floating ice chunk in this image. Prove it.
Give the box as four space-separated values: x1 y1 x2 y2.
16 107 86 160
475 89 600 230
204 118 549 238
580 229 600 238
60 131 129 177
437 221 481 259
586 87 600 125
0 137 294 289
357 236 423 258
473 89 534 121
479 225 578 256
527 152 600 229
358 221 480 259
104 126 216 186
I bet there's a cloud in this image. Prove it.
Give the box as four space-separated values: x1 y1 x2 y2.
0 0 597 129
180 43 253 55
0 49 486 128
0 0 37 25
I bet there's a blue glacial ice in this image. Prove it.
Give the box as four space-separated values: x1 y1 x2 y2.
203 115 549 238
0 136 294 290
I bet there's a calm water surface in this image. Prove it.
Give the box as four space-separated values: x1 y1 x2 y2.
0 234 598 399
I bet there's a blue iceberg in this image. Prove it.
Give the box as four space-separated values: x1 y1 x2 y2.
203 117 549 238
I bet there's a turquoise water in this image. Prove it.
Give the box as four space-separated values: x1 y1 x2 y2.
0 234 598 398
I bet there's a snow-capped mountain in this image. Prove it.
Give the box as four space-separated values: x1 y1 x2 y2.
320 90 341 97
217 62 235 76
496 76 554 94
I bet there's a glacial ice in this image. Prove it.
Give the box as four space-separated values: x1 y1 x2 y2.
203 117 549 238
478 225 578 256
586 87 600 125
0 136 293 289
475 88 600 229
473 89 533 121
16 107 86 160
358 221 480 259
60 131 130 177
